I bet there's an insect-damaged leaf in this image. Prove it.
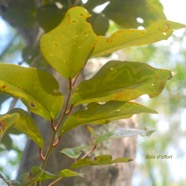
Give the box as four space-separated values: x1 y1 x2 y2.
60 101 157 135
40 6 97 78
71 155 132 169
92 20 185 57
0 64 63 119
72 61 172 105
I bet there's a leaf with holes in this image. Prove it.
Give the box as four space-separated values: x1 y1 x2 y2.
71 155 132 169
96 128 155 144
60 101 156 135
92 20 185 57
9 108 44 147
72 61 172 105
0 64 63 119
40 6 97 78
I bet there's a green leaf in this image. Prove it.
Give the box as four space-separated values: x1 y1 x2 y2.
96 128 155 144
9 108 44 147
87 13 109 35
19 166 42 185
39 170 57 181
103 0 166 28
0 113 19 139
71 155 132 169
59 169 84 178
0 64 63 119
36 4 65 32
40 6 97 78
72 61 172 105
61 147 82 159
38 168 83 181
92 20 185 57
60 101 156 135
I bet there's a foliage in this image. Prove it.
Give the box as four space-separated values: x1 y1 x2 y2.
0 4 185 186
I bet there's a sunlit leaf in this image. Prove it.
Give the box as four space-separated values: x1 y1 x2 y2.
92 20 185 57
96 128 155 144
9 108 44 147
72 61 172 105
0 64 63 119
60 101 156 135
40 6 97 78
71 155 132 169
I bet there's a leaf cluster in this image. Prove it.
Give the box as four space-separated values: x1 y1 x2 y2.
0 6 185 186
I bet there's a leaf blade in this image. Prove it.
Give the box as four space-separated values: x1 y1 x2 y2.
60 101 157 135
92 20 185 57
40 6 97 78
0 64 63 119
96 128 155 144
71 155 132 169
10 108 44 147
72 61 172 105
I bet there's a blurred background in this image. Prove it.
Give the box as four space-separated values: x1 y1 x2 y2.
0 0 186 185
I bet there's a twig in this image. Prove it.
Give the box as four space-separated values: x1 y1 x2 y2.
0 173 12 186
48 177 62 186
81 144 97 159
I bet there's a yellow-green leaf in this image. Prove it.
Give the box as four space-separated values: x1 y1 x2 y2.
40 6 97 78
10 108 44 147
72 61 172 105
71 155 132 169
0 113 19 140
92 20 185 57
60 101 157 135
0 64 63 119
59 169 84 178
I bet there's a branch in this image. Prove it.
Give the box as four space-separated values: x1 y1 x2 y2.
0 173 12 186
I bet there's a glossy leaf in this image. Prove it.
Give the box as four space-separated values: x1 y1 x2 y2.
10 108 44 147
0 64 63 119
0 112 19 140
72 61 172 105
96 128 155 144
71 155 132 169
60 101 157 135
40 6 97 78
92 20 185 57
